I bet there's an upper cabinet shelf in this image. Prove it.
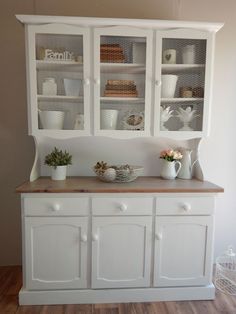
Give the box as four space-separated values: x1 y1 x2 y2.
36 60 83 72
17 15 223 139
161 98 203 103
37 95 83 103
100 63 145 74
161 64 205 74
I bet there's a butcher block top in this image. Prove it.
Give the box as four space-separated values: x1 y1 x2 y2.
16 177 224 193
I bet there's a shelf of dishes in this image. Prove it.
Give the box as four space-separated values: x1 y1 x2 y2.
161 64 205 74
160 74 204 100
38 108 145 131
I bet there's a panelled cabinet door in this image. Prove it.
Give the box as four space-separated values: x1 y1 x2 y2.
92 216 152 288
154 29 213 139
24 217 88 290
154 216 213 287
26 23 91 138
93 26 153 138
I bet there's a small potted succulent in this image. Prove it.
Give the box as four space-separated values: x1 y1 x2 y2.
44 147 72 180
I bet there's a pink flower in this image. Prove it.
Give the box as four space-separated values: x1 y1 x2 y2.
159 149 182 161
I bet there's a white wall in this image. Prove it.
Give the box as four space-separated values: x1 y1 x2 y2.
178 0 236 259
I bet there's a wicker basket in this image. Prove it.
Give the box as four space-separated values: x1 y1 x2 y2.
95 165 143 183
215 246 236 295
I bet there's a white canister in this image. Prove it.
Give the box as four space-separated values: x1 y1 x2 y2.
42 77 57 96
101 109 119 130
182 45 196 64
161 75 178 98
162 49 176 64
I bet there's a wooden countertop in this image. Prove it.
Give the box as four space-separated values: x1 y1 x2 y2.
16 177 224 193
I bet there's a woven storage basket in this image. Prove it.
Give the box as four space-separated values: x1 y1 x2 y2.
215 246 236 295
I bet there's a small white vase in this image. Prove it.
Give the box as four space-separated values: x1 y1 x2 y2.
51 165 67 180
161 75 178 98
160 159 182 180
100 109 119 130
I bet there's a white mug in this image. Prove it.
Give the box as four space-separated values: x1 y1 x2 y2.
163 49 176 64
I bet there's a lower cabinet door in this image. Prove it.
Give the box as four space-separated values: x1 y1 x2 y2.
92 216 152 288
154 216 213 287
25 216 88 290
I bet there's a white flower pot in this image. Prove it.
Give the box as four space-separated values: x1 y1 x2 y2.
39 110 65 129
100 109 119 130
51 165 67 180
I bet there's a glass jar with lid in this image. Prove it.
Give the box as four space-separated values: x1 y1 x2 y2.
42 77 57 96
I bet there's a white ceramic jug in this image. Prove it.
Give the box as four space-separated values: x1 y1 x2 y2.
177 148 198 179
160 159 181 180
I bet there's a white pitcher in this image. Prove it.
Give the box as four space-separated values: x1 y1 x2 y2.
160 159 181 180
177 148 198 179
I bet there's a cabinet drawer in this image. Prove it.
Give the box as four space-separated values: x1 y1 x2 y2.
23 197 89 216
156 196 214 215
92 197 153 215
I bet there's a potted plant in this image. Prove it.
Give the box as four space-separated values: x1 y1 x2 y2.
44 147 72 180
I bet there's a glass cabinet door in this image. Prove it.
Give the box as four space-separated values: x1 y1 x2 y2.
27 24 90 137
93 27 153 137
154 29 213 138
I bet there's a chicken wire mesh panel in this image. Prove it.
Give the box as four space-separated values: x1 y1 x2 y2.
100 36 146 131
160 38 206 132
215 246 236 295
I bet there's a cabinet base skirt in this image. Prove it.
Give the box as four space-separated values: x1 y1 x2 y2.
19 285 215 305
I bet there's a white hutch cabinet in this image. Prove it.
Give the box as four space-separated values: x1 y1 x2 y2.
16 15 223 139
16 15 224 305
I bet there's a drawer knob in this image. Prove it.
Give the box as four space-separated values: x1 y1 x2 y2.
119 203 128 212
182 203 191 212
156 233 162 240
92 233 99 241
52 203 60 211
81 234 87 243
